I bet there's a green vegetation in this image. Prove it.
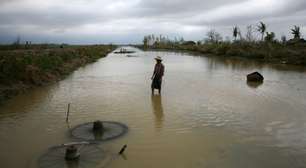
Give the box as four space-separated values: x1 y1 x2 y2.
0 44 115 102
291 25 301 39
142 22 306 65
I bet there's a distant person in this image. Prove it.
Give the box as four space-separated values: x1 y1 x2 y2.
151 56 165 95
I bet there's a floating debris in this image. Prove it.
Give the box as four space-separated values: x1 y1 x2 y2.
247 72 264 82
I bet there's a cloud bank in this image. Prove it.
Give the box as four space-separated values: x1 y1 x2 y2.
0 0 305 44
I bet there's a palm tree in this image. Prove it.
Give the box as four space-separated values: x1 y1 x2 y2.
233 26 239 41
257 21 266 41
291 25 301 39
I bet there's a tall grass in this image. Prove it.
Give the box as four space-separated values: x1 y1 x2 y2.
142 41 306 65
0 45 115 85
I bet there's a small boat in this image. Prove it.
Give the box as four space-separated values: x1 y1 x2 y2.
126 55 138 57
114 51 135 54
114 48 136 54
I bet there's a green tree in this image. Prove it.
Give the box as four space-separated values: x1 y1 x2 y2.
291 25 301 39
257 21 267 41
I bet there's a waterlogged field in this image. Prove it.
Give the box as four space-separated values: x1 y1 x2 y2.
0 47 306 168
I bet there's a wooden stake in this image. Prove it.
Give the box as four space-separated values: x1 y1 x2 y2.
119 145 127 155
66 103 70 122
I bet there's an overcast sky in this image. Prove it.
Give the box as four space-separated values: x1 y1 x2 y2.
0 0 305 44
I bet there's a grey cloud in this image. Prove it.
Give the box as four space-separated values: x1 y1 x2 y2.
0 11 100 29
188 0 306 25
128 0 245 20
137 0 244 14
0 0 305 43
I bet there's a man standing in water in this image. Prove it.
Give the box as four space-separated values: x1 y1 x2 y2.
151 56 165 95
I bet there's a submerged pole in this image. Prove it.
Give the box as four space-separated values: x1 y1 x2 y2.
119 145 127 155
66 103 70 122
93 120 104 132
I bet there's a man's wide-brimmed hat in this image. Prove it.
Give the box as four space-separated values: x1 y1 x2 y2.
155 56 162 61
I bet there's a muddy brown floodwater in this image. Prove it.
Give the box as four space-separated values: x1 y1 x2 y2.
1 47 306 168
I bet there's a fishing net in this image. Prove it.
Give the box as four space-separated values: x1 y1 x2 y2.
38 144 111 168
71 121 128 141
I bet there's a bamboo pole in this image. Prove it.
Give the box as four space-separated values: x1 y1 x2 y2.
66 103 70 122
119 145 127 155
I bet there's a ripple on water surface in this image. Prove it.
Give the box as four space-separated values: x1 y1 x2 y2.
1 49 306 168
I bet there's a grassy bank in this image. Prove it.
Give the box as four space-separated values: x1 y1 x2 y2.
0 44 115 103
139 42 306 65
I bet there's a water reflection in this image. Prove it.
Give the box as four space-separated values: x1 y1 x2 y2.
151 95 164 130
205 55 306 73
246 81 264 88
0 84 56 120
66 160 79 168
1 48 306 168
206 56 265 71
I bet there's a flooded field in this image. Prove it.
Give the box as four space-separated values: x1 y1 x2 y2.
1 47 306 168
